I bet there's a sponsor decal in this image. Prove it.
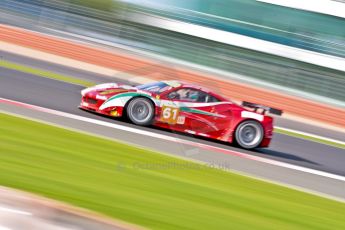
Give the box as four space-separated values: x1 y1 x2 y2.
177 116 185 125
161 106 180 124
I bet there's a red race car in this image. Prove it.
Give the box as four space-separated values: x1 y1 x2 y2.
80 80 282 149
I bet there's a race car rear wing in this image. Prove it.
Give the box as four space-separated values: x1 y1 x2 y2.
242 101 283 116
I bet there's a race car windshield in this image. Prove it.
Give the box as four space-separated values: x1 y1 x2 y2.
136 82 172 94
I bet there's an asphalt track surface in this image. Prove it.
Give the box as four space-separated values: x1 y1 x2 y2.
0 55 345 199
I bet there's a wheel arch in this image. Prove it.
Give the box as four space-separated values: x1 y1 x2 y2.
123 95 156 119
232 118 264 148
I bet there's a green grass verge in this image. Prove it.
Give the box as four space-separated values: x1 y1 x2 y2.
0 60 95 87
275 128 345 150
1 113 345 229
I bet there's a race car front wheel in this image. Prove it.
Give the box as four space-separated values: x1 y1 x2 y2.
127 97 154 126
235 120 264 149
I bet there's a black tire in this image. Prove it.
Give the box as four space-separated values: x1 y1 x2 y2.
126 97 154 126
235 120 264 149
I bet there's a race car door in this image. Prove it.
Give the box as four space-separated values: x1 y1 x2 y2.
160 88 232 136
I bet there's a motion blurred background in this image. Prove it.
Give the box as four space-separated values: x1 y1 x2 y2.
1 0 345 107
1 0 345 229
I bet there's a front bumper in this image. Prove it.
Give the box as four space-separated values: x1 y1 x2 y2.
80 98 123 117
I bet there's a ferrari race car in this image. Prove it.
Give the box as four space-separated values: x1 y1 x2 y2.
80 80 282 149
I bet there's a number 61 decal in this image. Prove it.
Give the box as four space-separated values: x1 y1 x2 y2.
161 106 180 124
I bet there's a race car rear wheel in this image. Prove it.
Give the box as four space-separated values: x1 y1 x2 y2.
127 97 154 126
235 120 264 149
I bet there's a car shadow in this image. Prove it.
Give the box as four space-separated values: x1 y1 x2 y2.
256 148 320 165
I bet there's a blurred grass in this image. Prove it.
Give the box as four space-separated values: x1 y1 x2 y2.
1 113 345 229
0 60 94 87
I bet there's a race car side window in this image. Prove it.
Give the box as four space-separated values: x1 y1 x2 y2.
167 88 210 102
207 95 220 103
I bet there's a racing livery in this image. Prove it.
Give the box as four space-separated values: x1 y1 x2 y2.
80 80 282 149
